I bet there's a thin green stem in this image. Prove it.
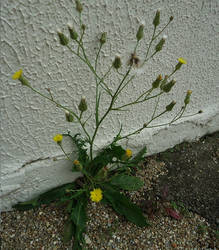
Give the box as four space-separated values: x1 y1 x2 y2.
28 85 91 143
59 144 72 161
153 19 172 41
151 95 160 119
89 67 132 159
143 26 156 65
77 12 83 54
115 74 135 99
136 87 153 102
113 92 163 110
79 111 83 120
66 44 112 96
134 40 139 53
118 109 167 140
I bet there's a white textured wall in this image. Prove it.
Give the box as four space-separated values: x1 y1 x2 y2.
1 0 219 210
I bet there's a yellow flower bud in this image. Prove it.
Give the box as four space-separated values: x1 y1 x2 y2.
125 149 132 158
184 90 192 105
152 74 162 88
73 159 80 166
90 188 103 203
175 57 187 71
12 70 30 87
53 134 63 143
12 69 22 80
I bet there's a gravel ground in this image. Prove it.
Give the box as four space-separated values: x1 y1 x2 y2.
1 157 218 249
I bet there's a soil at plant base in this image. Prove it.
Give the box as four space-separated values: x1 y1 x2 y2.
145 131 219 230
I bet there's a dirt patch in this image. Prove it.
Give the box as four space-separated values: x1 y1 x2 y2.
147 131 219 229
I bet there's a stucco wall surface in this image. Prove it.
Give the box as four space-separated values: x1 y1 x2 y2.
1 0 219 210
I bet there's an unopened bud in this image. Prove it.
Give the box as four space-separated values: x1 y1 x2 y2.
113 56 122 69
65 110 74 122
68 24 78 40
166 101 176 111
155 37 166 52
184 90 192 105
81 24 86 31
160 75 168 90
152 74 162 88
100 32 107 44
153 10 160 27
162 80 176 93
57 31 69 46
78 97 87 112
169 16 174 21
75 0 83 13
136 24 144 41
198 110 203 114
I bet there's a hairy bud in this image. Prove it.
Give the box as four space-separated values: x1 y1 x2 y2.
78 96 87 112
166 101 176 111
136 24 144 41
153 10 160 27
113 56 122 69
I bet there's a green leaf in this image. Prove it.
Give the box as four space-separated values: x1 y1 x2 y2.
89 143 126 175
63 219 75 243
12 198 39 211
38 182 75 204
109 175 144 191
102 184 149 227
71 194 88 249
63 133 89 166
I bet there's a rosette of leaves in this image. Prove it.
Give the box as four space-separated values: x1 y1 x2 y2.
13 133 148 249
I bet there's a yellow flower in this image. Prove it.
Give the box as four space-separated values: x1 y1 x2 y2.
12 69 23 80
73 160 80 165
125 149 132 158
53 134 63 143
90 188 103 203
178 57 187 64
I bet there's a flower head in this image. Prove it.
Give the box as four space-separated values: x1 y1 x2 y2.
125 149 132 158
90 188 103 203
73 159 80 165
178 57 187 64
12 69 23 80
53 134 63 143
